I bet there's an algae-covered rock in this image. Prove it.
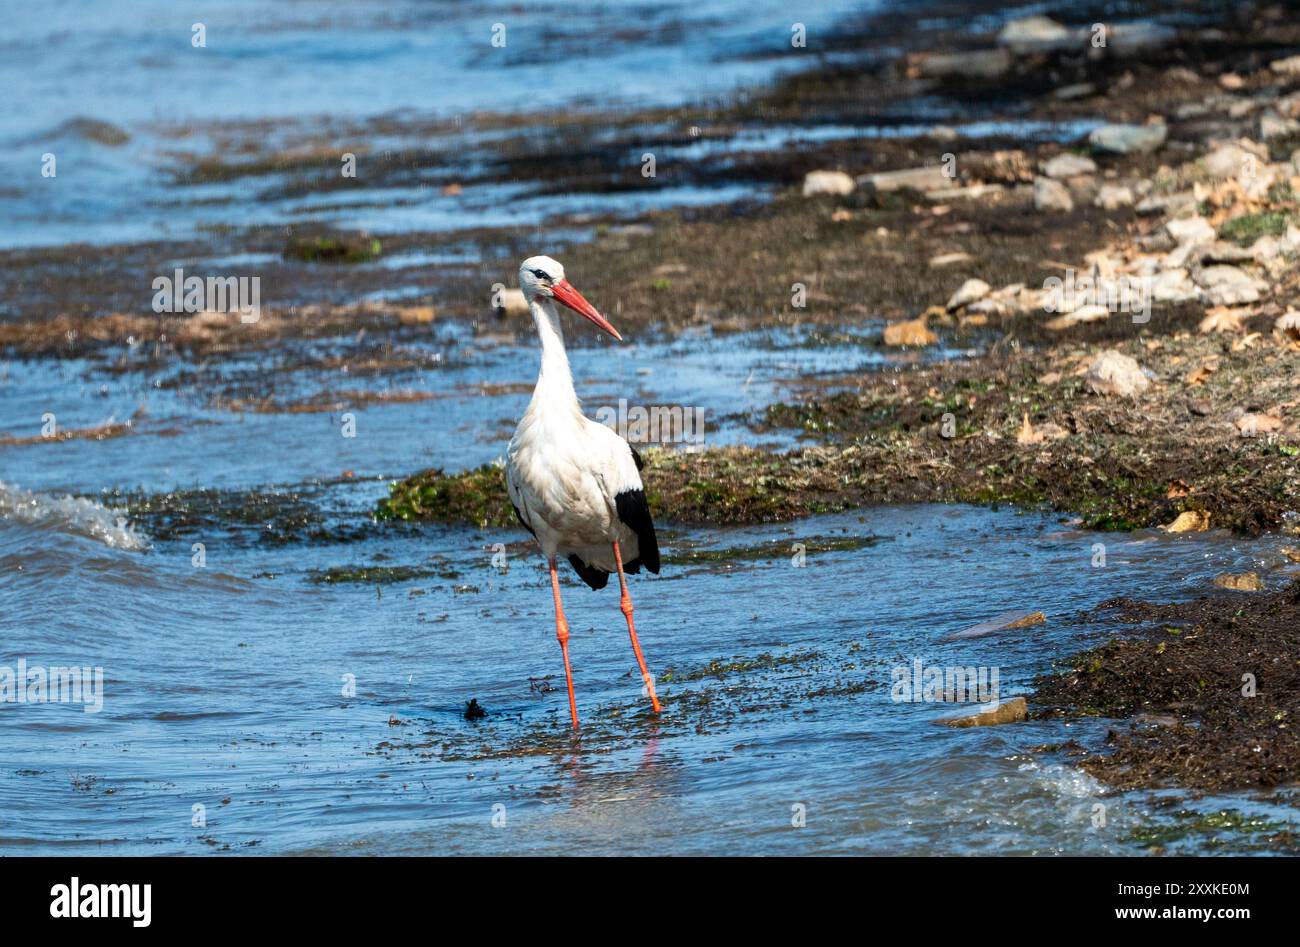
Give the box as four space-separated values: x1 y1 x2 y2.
284 232 382 263
376 466 512 528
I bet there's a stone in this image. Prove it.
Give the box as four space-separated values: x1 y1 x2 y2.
999 16 1073 53
1089 123 1168 155
944 610 1046 641
946 278 991 311
1251 236 1282 262
883 317 938 347
1213 572 1264 591
859 165 950 194
938 697 1029 728
1195 265 1265 306
1094 184 1135 209
925 183 1005 201
1259 112 1300 141
1043 153 1097 179
1109 21 1176 53
1269 54 1300 76
1063 174 1099 204
929 251 974 267
1204 142 1256 180
1285 225 1300 254
1166 215 1215 245
915 48 1013 80
1136 190 1197 216
802 170 855 197
1033 176 1074 212
1045 305 1109 330
1053 82 1095 100
1275 310 1300 338
1151 268 1198 302
1165 510 1211 532
1086 349 1150 397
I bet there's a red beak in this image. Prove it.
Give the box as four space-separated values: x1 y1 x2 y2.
550 279 622 342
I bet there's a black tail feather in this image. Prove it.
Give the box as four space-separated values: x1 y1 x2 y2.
567 554 610 590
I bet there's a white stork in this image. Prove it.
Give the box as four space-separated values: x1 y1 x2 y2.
505 255 662 730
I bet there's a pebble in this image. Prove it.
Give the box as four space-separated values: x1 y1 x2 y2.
1042 153 1097 179
1094 184 1135 209
1089 123 1168 155
1033 175 1074 212
945 278 991 311
802 170 855 197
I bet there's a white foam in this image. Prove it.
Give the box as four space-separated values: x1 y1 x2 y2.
0 481 148 551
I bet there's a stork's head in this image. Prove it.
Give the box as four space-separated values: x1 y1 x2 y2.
518 255 621 341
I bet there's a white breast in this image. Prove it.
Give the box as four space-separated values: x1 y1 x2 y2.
507 411 644 566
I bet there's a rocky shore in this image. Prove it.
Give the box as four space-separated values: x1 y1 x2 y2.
379 3 1300 538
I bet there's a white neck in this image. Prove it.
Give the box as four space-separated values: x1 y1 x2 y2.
528 296 582 419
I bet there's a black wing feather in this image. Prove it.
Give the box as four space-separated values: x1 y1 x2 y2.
614 488 659 574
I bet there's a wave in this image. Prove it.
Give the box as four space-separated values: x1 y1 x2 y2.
0 481 148 551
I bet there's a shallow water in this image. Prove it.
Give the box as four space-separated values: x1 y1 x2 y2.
3 487 1297 855
4 326 1300 855
0 322 962 493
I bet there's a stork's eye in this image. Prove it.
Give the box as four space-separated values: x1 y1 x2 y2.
531 268 551 281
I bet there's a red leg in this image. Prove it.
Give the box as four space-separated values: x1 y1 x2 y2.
548 557 580 730
613 541 662 715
